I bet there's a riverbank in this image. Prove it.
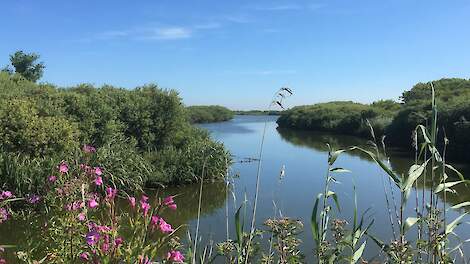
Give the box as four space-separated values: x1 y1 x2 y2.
277 78 470 162
0 72 230 196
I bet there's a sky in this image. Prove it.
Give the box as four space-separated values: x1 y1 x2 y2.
1 0 469 109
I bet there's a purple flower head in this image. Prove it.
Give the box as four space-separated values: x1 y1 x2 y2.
83 144 96 153
88 199 99 209
0 208 9 223
79 252 90 261
48 175 57 183
0 191 13 200
105 187 117 201
78 212 86 222
140 201 151 216
27 194 41 204
94 167 103 176
158 218 174 234
114 237 123 247
58 162 69 174
85 230 100 246
167 250 185 263
128 197 136 208
94 176 103 186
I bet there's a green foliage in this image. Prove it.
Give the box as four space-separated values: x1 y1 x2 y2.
387 78 470 162
0 71 230 195
3 51 45 82
234 110 282 116
187 105 234 123
277 100 399 138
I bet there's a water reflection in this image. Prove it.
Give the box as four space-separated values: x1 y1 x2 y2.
277 127 470 211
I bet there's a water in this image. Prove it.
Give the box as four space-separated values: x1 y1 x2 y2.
2 115 470 261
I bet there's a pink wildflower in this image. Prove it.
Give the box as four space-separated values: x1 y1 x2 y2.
83 144 96 153
58 162 68 174
48 175 57 183
114 237 123 247
0 208 9 223
79 252 90 261
94 167 103 176
88 199 99 209
0 191 12 200
85 230 100 246
163 195 177 210
151 215 160 227
78 212 86 222
128 197 136 208
167 250 185 263
94 176 103 186
158 218 174 233
106 187 117 201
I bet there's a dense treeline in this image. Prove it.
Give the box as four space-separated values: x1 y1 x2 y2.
277 78 470 162
234 110 282 116
187 105 234 123
277 100 400 138
0 71 230 196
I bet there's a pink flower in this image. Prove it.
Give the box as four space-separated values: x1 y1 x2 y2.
158 218 174 233
94 176 103 186
88 199 99 209
106 187 117 201
79 252 90 261
114 237 123 247
27 194 41 204
58 162 68 174
163 195 177 210
48 175 57 183
0 208 9 223
86 230 100 246
0 191 13 200
128 197 136 208
139 255 152 264
151 215 160 227
167 250 185 263
78 212 86 222
163 195 174 205
83 144 96 153
94 167 103 176
141 195 149 203
140 201 151 216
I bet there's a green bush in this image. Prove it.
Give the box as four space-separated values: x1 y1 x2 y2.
277 100 399 138
0 72 230 195
186 105 234 123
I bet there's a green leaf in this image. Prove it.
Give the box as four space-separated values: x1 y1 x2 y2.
403 217 419 233
351 241 366 264
329 167 351 173
326 190 341 212
234 204 244 246
446 213 468 235
403 160 428 192
435 180 466 193
311 193 322 246
451 202 470 210
350 146 401 185
328 148 346 165
445 164 465 181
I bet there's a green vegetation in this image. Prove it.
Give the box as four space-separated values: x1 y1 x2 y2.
278 78 470 162
187 105 234 123
277 100 400 138
0 63 230 195
1 51 45 82
234 110 282 116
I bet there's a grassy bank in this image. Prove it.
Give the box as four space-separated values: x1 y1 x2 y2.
186 105 234 123
277 78 470 162
0 72 230 195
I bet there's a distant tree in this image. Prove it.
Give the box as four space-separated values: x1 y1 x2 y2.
8 51 45 82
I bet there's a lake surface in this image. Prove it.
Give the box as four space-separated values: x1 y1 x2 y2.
2 115 470 261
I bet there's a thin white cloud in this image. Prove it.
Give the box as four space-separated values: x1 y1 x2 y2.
151 27 192 40
250 4 302 11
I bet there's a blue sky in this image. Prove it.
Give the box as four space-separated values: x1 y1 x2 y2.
1 0 469 109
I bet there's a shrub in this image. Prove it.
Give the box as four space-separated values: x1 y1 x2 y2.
186 105 234 123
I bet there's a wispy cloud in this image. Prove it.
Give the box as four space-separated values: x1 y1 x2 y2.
150 27 192 40
226 69 297 75
250 4 302 11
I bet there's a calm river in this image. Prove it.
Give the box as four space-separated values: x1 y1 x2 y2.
1 115 470 261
